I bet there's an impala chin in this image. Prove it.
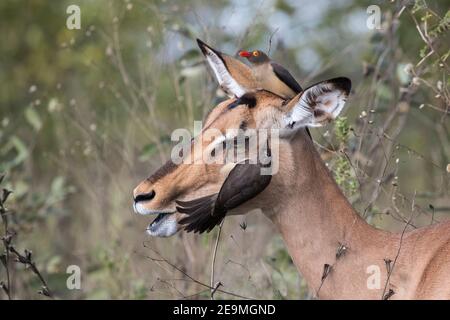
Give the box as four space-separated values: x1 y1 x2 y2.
146 212 178 237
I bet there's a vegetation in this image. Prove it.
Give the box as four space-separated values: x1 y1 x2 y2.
0 0 448 299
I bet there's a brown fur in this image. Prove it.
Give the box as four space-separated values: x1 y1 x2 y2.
133 91 450 299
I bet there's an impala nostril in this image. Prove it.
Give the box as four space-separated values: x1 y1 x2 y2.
134 190 156 203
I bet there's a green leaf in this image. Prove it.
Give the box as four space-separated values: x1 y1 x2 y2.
429 9 450 38
412 0 427 14
0 135 29 171
334 116 350 144
50 176 66 197
25 106 42 131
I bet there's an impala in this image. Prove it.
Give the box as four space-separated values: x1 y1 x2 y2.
133 78 450 299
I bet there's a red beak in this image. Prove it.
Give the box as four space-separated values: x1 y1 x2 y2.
239 50 251 58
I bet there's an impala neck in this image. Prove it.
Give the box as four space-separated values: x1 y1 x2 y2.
267 130 393 299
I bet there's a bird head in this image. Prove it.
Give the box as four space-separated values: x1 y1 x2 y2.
239 50 270 65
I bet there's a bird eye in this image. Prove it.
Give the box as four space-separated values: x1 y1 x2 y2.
253 51 259 56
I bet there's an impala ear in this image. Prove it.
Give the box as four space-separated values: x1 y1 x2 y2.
284 77 351 129
197 38 256 98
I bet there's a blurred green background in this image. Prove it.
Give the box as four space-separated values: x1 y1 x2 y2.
0 0 449 299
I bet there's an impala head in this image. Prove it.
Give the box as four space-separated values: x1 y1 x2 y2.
133 77 351 237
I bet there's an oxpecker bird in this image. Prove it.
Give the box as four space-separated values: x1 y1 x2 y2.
177 144 272 234
239 50 302 99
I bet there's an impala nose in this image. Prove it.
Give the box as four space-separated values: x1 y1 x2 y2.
134 190 156 203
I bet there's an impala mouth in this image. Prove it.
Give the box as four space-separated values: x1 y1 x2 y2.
149 212 169 227
147 212 177 237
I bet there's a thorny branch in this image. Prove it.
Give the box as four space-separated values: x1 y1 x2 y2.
0 179 12 300
0 174 52 299
141 242 255 300
8 247 52 297
267 27 280 55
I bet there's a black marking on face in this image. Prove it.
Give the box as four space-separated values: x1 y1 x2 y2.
227 93 256 109
147 160 178 184
227 99 241 110
239 93 257 108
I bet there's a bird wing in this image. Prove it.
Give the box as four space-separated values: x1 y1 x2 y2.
197 39 254 98
177 160 272 234
270 62 303 94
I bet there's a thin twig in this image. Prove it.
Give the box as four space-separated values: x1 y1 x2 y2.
8 247 52 298
267 27 279 55
141 243 255 300
210 220 224 300
0 175 52 299
0 176 12 300
381 191 417 299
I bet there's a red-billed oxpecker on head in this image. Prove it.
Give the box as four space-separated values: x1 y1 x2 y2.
239 49 303 100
